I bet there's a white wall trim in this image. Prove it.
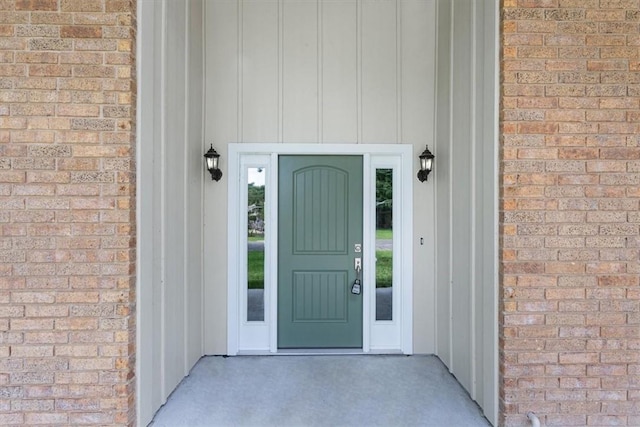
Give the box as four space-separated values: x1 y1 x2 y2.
226 143 416 355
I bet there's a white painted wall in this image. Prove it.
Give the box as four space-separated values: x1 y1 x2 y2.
434 0 498 425
137 1 205 425
204 0 438 355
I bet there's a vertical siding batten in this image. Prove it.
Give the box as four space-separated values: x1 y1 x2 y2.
474 0 484 406
402 0 437 354
485 2 499 423
164 0 187 396
447 0 455 371
158 0 168 402
278 0 283 143
357 0 362 144
321 1 358 143
137 0 161 422
182 0 191 377
361 0 398 144
283 0 319 143
206 0 238 354
396 0 402 144
317 0 323 143
470 0 478 399
238 0 243 143
183 0 206 376
434 0 452 366
431 0 440 359
242 2 279 142
197 0 207 367
184 0 205 370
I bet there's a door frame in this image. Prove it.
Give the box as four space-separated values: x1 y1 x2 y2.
227 143 415 355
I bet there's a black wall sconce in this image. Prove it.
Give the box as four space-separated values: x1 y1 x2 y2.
417 145 435 182
204 144 223 181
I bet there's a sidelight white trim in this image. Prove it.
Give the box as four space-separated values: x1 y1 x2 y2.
362 153 372 352
367 155 412 352
227 144 414 355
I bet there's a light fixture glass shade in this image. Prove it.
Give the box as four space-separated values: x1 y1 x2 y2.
417 145 434 182
204 144 223 181
205 156 214 171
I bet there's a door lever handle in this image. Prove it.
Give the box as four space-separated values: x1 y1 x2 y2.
351 257 362 295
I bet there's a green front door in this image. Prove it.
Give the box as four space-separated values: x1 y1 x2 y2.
278 156 363 348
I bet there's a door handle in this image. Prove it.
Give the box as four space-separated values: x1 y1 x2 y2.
352 257 362 295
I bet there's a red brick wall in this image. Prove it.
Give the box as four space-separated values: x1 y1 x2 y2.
501 1 639 426
0 0 136 425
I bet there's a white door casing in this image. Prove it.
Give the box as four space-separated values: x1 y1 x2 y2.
227 144 416 355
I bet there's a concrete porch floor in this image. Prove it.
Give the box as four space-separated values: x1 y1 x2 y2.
150 355 492 427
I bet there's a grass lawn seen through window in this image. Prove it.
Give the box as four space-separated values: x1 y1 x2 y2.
247 230 392 289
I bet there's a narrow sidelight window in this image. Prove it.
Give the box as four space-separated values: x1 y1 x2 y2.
375 168 392 321
247 167 266 321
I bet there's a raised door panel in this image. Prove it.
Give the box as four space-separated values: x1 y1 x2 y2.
293 166 348 254
292 271 348 322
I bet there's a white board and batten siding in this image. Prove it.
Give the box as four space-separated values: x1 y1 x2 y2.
136 0 498 426
434 0 498 425
137 0 205 425
204 0 438 355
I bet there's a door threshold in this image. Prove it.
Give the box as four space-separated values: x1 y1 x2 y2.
278 348 365 355
236 349 403 356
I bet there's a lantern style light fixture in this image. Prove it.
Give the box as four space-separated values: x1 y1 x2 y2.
204 144 223 181
417 145 435 182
